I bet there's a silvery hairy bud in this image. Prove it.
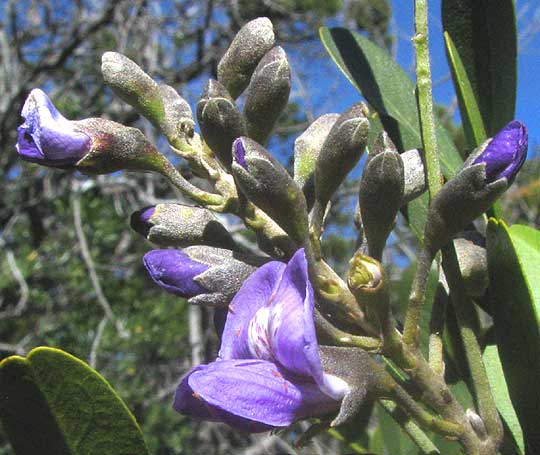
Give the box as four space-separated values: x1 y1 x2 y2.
197 80 247 169
314 103 370 211
70 118 169 175
424 121 528 255
243 46 291 144
294 114 339 209
157 83 195 142
454 237 488 298
130 204 236 250
401 148 427 202
102 52 194 142
218 17 275 99
359 132 404 260
144 246 266 307
232 137 309 245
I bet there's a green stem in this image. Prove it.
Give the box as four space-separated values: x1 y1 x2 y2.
441 244 503 448
413 0 443 197
403 246 434 346
157 161 225 208
379 400 441 454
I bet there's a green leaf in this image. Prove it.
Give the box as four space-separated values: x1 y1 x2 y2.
0 347 148 455
376 403 420 455
443 32 487 148
487 220 540 453
442 0 517 139
483 345 524 454
320 26 462 238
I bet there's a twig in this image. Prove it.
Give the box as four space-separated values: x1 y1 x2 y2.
71 183 128 339
89 317 108 369
0 248 29 320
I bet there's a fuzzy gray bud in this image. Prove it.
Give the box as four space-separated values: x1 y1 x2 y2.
158 84 195 141
101 52 164 127
131 204 236 249
401 148 427 202
197 80 247 168
217 17 275 98
232 137 309 245
454 238 488 298
72 118 169 175
315 103 370 209
359 141 404 260
243 46 291 144
294 114 339 208
185 246 266 307
424 165 507 254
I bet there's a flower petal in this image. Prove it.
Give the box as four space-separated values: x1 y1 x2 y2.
16 89 91 166
143 249 209 298
472 120 528 183
267 249 321 378
219 260 285 360
178 359 338 431
173 363 274 433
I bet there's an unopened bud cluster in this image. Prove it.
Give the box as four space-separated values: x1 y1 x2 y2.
14 14 529 438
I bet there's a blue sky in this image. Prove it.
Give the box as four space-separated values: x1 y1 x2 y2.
295 0 539 153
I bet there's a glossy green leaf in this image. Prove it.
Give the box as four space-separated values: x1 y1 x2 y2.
320 26 462 239
484 345 524 454
443 32 487 148
0 347 148 455
442 0 517 139
487 220 540 453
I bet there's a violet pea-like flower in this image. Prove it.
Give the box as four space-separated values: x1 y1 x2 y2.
16 89 92 168
472 120 528 184
173 249 349 432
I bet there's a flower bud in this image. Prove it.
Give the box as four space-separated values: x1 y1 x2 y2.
315 103 370 210
424 122 527 254
144 246 265 306
143 249 210 298
348 252 388 311
401 148 427 203
71 118 169 175
453 238 488 298
197 80 247 168
294 114 339 208
243 46 291 144
424 169 506 255
232 137 309 245
16 89 92 168
101 52 164 127
131 203 236 249
158 83 195 142
130 206 155 237
470 120 527 184
359 140 404 260
102 53 195 143
217 17 275 98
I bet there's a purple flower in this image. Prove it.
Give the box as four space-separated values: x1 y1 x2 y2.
130 206 156 237
173 249 348 432
16 89 92 168
472 120 528 183
143 246 262 307
143 249 209 298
